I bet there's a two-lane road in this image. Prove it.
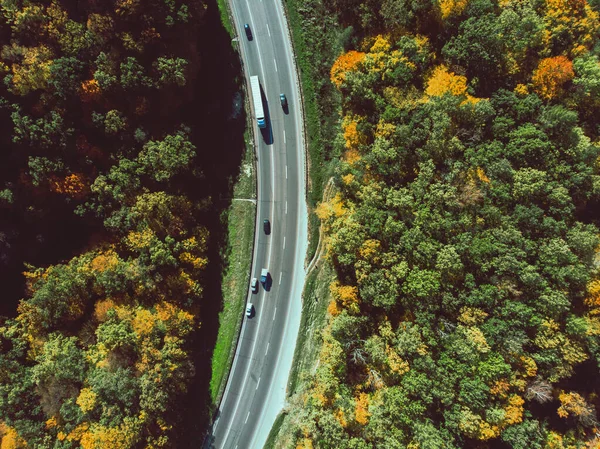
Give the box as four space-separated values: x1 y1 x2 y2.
205 0 307 447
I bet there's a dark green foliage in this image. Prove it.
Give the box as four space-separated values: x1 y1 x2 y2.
288 0 600 446
0 0 211 446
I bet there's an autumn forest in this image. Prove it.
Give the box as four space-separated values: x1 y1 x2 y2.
285 0 600 447
1 0 600 447
0 0 245 447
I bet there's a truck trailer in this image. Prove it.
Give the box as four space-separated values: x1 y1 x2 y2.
250 76 266 129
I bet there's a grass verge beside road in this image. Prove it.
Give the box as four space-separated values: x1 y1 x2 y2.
287 258 333 396
216 0 235 38
209 136 256 404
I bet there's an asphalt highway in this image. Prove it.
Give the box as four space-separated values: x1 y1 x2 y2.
204 0 307 447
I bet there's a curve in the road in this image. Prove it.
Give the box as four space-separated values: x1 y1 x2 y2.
205 0 307 447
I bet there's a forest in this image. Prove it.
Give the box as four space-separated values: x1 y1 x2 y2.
288 0 600 447
0 0 245 447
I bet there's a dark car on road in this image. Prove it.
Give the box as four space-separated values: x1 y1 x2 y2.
263 218 270 234
280 93 287 108
244 23 252 40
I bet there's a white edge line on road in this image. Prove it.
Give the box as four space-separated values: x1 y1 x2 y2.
248 0 309 446
265 342 270 355
267 24 271 36
283 236 286 249
218 2 268 440
256 377 261 390
245 412 250 424
274 59 278 72
273 307 277 320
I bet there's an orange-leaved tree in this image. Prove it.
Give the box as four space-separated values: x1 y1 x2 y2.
330 51 366 88
531 56 574 100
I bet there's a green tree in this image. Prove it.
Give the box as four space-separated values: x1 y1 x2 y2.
153 57 188 87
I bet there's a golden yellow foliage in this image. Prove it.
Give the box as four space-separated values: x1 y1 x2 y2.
90 251 119 273
585 279 600 307
503 395 525 425
361 35 414 81
115 0 141 16
327 299 341 317
458 307 488 325
476 167 490 183
0 424 27 449
438 0 469 19
544 0 599 56
355 393 370 425
315 193 348 223
426 65 468 97
125 228 154 251
557 391 596 423
156 301 194 328
79 421 138 449
296 438 314 449
342 116 367 150
514 83 529 96
359 239 381 262
520 355 538 377
45 416 58 429
330 51 366 88
490 379 510 397
463 326 490 352
330 281 360 313
343 148 361 166
132 308 156 338
66 423 90 442
179 251 208 270
369 35 392 53
546 431 566 449
341 173 355 186
76 388 98 413
9 45 53 96
374 120 396 139
335 409 348 428
386 347 410 375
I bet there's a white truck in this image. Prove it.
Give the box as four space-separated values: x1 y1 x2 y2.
250 76 266 129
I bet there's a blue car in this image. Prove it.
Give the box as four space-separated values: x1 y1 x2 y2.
244 23 253 40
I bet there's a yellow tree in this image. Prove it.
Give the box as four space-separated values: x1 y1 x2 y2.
557 391 598 426
0 424 27 449
425 65 468 97
8 45 53 95
329 280 360 314
438 0 469 20
544 0 599 56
